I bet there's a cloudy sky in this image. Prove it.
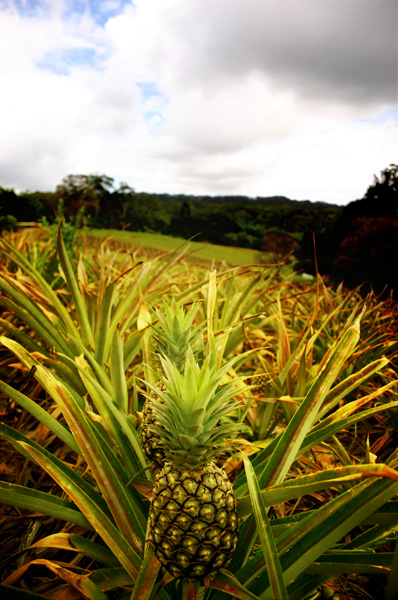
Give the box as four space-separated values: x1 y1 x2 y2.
0 0 396 205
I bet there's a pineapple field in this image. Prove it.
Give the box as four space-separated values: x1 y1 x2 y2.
0 225 397 600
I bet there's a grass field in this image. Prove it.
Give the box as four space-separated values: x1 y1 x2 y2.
85 228 264 267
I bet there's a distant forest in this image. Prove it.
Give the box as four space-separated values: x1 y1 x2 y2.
1 164 397 296
0 174 341 249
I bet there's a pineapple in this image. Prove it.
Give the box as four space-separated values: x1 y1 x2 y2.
140 300 203 466
140 389 167 468
146 348 242 579
247 372 268 395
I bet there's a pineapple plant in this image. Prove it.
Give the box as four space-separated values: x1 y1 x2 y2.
146 347 243 579
140 300 204 467
151 300 203 373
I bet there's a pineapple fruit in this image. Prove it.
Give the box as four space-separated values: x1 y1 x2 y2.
140 300 203 467
247 372 268 394
146 348 242 579
140 392 166 468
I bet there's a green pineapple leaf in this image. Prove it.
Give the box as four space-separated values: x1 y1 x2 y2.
142 347 245 468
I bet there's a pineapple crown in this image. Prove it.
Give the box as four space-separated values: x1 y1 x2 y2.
151 300 204 373
144 344 243 468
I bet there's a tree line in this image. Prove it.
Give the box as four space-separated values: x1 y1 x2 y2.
1 164 397 296
0 174 340 250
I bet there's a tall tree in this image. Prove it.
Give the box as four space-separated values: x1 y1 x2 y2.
297 164 398 296
365 163 398 210
55 174 114 219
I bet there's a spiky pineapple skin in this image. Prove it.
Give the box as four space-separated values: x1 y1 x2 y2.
148 461 239 579
140 387 165 468
249 373 268 394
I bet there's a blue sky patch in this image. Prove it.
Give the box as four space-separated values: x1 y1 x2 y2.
136 81 168 131
358 107 398 126
1 0 132 27
3 0 49 18
62 0 132 27
36 47 99 75
136 81 163 101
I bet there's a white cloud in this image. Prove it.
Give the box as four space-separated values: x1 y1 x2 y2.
0 0 396 203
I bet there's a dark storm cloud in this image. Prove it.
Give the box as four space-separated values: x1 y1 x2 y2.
172 0 397 106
